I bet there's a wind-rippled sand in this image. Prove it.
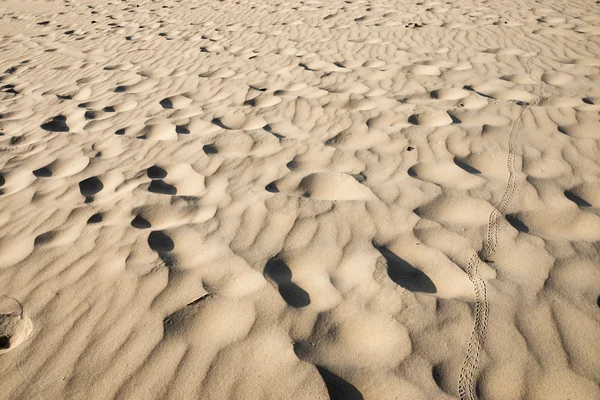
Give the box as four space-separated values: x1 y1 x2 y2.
0 0 599 399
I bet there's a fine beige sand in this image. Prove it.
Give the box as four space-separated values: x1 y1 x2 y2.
1 0 600 399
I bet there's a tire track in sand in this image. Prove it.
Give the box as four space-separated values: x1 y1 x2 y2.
458 53 545 400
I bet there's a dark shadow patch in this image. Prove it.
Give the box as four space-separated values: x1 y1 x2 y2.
298 63 313 71
265 182 279 193
115 128 125 136
0 335 10 350
4 87 19 95
375 245 437 293
316 366 363 400
103 106 115 112
264 258 310 308
506 214 529 233
84 111 96 120
159 98 173 109
79 177 103 196
351 173 366 183
432 364 445 391
175 125 189 134
597 295 600 308
114 85 127 93
463 85 495 100
453 157 480 174
449 114 462 124
564 190 591 207
34 231 55 246
158 252 176 268
286 160 297 170
33 167 52 177
557 126 568 135
148 180 177 195
475 378 484 399
187 293 212 306
278 284 310 308
210 118 229 130
148 231 174 252
407 167 418 177
147 165 167 179
131 215 151 229
203 144 218 155
265 258 293 284
41 115 69 132
10 136 24 146
87 213 103 224
0 174 4 187
582 98 594 105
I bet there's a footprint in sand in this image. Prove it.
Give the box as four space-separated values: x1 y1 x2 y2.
141 121 180 141
409 110 454 127
266 172 375 201
0 169 36 196
212 112 267 131
159 94 193 110
33 155 89 179
408 161 484 189
430 87 470 100
0 297 33 355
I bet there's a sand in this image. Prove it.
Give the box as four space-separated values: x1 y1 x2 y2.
0 0 599 399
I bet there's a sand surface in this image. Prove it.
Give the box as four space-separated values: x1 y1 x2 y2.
1 0 600 399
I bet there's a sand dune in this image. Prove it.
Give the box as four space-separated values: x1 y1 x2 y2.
1 0 600 399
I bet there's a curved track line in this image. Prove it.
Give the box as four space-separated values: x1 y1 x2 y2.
458 53 545 400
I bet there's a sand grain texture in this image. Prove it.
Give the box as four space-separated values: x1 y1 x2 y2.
0 0 600 399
